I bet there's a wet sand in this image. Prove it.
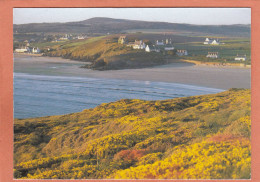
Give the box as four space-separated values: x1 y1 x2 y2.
14 54 251 90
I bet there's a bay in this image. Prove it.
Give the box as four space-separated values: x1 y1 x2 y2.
14 73 224 119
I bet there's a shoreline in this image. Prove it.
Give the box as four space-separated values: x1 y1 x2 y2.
14 52 251 69
14 52 43 56
14 54 251 90
181 59 251 68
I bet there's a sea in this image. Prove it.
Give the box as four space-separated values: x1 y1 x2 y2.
14 73 224 119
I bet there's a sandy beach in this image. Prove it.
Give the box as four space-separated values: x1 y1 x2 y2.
14 54 251 90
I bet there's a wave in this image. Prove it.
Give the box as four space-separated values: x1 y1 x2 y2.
14 73 225 118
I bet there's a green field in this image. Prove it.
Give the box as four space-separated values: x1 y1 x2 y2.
22 33 251 67
175 38 251 64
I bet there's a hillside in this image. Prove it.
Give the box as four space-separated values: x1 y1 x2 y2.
14 17 250 37
42 36 166 70
14 89 251 179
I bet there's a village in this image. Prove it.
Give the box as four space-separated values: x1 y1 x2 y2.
13 34 248 63
13 33 88 54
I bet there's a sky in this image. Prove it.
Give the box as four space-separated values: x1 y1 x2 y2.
13 8 251 25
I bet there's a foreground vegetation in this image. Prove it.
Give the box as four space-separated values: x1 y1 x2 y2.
14 89 251 179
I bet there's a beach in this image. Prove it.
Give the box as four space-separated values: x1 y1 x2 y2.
14 54 251 90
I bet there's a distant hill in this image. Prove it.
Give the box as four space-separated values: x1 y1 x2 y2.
14 17 251 37
14 89 251 179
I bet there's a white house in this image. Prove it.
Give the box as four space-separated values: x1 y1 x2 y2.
156 40 164 46
206 52 219 58
145 45 160 52
133 40 146 49
204 38 220 45
164 44 174 51
145 45 152 52
77 35 86 40
15 47 30 53
211 39 220 45
32 47 41 54
235 54 247 61
176 50 188 56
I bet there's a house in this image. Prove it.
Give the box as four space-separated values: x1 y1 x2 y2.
156 40 164 46
132 40 146 49
204 38 211 44
164 44 174 51
235 54 247 61
77 35 86 40
163 39 174 51
176 50 188 56
206 52 219 58
118 36 127 44
14 47 30 53
204 38 220 45
59 34 71 40
211 39 220 45
32 47 41 54
145 45 160 52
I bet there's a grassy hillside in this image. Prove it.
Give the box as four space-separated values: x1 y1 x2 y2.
43 36 165 70
14 89 251 179
13 17 250 37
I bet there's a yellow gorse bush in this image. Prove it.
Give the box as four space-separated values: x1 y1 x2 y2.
14 89 251 179
112 139 250 179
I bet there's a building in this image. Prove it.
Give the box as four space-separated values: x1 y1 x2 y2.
132 40 146 49
59 34 71 41
235 54 247 61
32 47 41 54
145 45 160 52
14 47 30 53
211 39 220 45
206 52 219 58
204 38 210 44
164 44 174 51
176 50 188 56
77 35 86 40
156 40 164 46
118 36 127 44
204 38 220 45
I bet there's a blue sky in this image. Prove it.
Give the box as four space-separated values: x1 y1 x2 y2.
13 8 251 25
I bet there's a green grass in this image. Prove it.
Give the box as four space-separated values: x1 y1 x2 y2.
43 35 166 70
30 41 69 49
32 34 251 66
174 38 251 64
60 36 106 49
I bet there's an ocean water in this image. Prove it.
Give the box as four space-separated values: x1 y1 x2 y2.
14 73 224 119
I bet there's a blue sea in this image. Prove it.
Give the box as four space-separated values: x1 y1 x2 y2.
14 73 224 119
